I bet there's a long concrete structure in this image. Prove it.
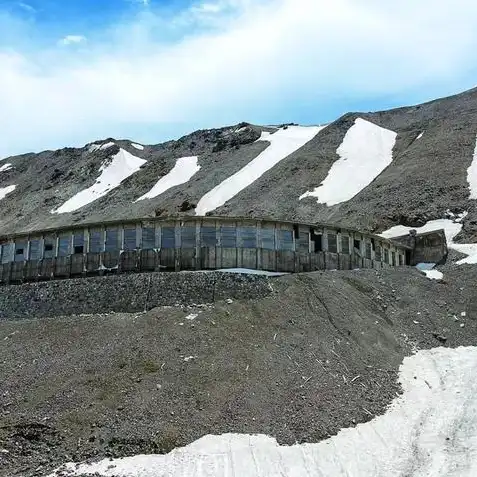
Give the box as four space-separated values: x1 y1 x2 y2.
0 216 409 284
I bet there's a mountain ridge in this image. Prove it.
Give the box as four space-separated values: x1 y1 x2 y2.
1 88 477 243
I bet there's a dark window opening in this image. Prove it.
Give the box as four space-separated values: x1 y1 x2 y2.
15 248 24 255
399 254 404 266
384 248 389 264
405 250 411 265
391 252 396 266
293 224 299 239
74 245 84 254
371 238 375 250
44 244 53 252
375 245 382 261
311 233 322 252
365 242 372 260
328 233 338 253
353 239 361 255
341 236 350 254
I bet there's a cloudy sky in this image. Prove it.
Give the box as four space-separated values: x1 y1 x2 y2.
1 0 477 158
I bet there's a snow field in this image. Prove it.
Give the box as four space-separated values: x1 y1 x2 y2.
53 149 146 214
48 346 477 477
0 163 12 172
300 118 397 206
195 126 325 216
136 156 200 201
0 184 16 201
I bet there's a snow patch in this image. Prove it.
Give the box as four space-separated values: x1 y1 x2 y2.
300 118 397 206
53 149 146 214
196 126 324 216
136 156 200 201
0 184 16 201
416 131 424 140
422 269 444 280
216 268 288 276
467 134 477 199
88 142 116 153
0 163 12 172
380 216 477 265
48 346 477 477
131 143 144 151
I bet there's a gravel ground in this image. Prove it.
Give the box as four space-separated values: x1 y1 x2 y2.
1 266 477 477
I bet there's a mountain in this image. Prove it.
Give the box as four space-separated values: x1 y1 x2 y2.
1 88 477 244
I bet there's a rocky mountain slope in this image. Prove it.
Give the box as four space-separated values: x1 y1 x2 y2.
1 88 477 242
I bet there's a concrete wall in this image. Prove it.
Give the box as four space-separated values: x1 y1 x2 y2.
0 217 408 284
391 230 447 265
0 271 273 321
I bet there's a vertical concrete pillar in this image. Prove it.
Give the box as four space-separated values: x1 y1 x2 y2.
195 220 201 270
135 223 142 249
256 221 262 270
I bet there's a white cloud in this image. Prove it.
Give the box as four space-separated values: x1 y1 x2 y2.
58 35 87 46
2 0 477 158
17 2 35 13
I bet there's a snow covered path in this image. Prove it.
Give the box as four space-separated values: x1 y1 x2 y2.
0 184 16 201
300 118 397 206
53 149 146 213
195 126 324 216
48 346 477 477
380 217 477 265
136 156 200 201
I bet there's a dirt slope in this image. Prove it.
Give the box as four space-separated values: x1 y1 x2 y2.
1 266 477 476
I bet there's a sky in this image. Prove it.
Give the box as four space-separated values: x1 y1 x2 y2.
1 0 477 158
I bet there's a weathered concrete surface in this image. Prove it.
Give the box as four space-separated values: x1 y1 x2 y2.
0 271 273 321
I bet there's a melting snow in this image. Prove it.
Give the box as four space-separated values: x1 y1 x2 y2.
416 132 424 140
136 156 200 201
0 163 12 172
53 149 146 213
380 216 477 265
195 126 324 216
300 118 397 206
47 346 477 477
467 134 477 199
131 143 145 151
0 184 16 201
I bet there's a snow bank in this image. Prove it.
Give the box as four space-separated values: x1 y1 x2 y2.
53 149 146 214
467 134 477 199
380 217 477 265
0 184 16 201
300 118 397 206
47 346 477 477
136 156 200 201
0 163 12 172
196 126 324 216
416 132 424 140
131 143 144 151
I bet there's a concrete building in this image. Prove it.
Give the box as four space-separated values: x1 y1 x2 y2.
0 216 410 284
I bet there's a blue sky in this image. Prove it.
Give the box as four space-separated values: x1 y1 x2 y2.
1 0 477 158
